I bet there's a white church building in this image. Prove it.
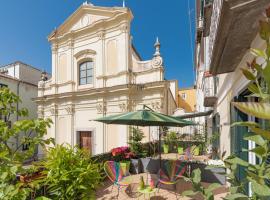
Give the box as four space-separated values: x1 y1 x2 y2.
35 2 178 155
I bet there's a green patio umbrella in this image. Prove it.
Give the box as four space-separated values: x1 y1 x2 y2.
94 105 196 170
95 106 195 127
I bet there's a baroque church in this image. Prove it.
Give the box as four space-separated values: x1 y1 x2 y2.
35 2 177 155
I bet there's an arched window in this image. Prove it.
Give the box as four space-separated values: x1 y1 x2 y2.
79 61 93 85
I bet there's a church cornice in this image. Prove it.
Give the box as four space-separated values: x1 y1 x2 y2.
34 81 169 103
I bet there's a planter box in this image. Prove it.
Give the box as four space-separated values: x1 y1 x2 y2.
120 161 130 176
139 157 151 173
203 166 226 185
130 159 140 174
143 158 160 174
191 163 226 185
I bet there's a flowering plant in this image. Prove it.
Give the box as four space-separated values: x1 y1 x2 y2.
111 146 134 162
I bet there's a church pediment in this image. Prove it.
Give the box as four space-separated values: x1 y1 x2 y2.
48 3 132 40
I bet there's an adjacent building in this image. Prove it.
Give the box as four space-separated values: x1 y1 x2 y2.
35 2 178 155
195 0 270 195
0 61 44 149
177 87 196 113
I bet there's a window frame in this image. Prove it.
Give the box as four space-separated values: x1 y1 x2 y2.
79 61 94 86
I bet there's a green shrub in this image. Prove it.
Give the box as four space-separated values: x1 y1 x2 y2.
38 145 103 200
128 127 146 158
0 87 53 200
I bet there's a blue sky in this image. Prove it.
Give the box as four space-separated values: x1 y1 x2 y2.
0 0 195 88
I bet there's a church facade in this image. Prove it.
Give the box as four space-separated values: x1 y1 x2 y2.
35 2 177 155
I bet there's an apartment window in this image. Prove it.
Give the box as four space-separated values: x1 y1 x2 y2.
79 61 93 85
181 93 187 100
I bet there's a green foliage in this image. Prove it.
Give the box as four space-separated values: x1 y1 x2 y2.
182 168 220 200
128 127 146 158
0 87 53 200
36 145 103 200
164 131 178 145
224 10 270 199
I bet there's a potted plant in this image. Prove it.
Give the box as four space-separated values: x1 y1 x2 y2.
177 143 184 154
128 127 146 174
163 134 170 154
111 146 133 176
168 131 178 152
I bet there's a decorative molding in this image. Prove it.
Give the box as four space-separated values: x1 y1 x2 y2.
96 70 129 79
51 43 58 53
96 103 107 114
151 101 163 111
67 38 74 49
81 14 90 27
37 110 44 118
120 24 128 33
74 49 96 59
65 105 75 114
151 56 163 68
50 81 75 88
50 106 58 116
97 30 106 40
119 103 127 112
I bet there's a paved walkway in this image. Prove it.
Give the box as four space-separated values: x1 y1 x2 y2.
96 173 228 200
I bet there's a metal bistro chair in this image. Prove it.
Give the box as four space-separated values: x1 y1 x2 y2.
157 160 187 198
104 161 132 198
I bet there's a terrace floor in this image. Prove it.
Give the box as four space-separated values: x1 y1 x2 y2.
96 173 228 200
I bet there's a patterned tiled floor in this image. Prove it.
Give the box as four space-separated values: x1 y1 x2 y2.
96 173 228 200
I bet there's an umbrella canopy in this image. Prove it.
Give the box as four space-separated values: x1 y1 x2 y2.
94 107 195 127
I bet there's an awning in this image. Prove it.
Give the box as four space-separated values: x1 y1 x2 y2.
175 110 213 119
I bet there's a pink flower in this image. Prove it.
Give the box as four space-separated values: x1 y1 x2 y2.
111 146 132 159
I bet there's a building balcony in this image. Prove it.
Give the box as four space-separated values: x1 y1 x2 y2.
204 87 217 107
208 0 270 75
203 73 217 107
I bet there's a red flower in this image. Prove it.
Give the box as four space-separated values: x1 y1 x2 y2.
111 146 133 159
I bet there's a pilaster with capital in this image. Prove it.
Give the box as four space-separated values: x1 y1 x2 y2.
51 43 58 85
96 102 107 114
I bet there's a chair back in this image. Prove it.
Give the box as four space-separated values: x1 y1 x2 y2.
159 160 187 183
104 161 124 184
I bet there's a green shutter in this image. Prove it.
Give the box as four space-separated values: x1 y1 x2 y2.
230 95 249 193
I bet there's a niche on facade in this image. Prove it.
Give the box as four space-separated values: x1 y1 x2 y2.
58 53 68 83
106 39 118 75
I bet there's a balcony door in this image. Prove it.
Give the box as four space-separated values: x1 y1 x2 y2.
79 131 92 155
